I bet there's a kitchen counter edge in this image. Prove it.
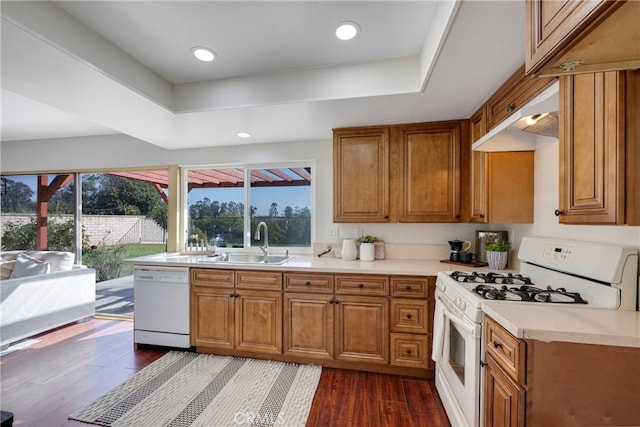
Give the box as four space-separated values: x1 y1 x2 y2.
482 302 640 348
126 253 496 276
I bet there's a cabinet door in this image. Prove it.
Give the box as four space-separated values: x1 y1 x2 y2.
235 290 282 354
526 0 636 76
469 107 488 223
334 295 388 364
559 72 625 224
484 354 525 427
394 121 464 222
283 293 334 359
333 127 390 222
191 288 234 349
487 152 535 224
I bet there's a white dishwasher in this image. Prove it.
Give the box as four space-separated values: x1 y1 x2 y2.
134 266 191 348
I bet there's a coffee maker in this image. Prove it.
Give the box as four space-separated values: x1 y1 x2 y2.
448 239 471 262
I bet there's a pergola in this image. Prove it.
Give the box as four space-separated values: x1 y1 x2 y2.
34 168 311 249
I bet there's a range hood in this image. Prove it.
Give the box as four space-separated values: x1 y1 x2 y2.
472 81 559 152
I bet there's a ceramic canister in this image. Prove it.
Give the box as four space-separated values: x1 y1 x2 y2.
341 238 357 261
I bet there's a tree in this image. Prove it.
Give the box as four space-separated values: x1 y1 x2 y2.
269 202 278 217
1 178 35 212
81 174 167 230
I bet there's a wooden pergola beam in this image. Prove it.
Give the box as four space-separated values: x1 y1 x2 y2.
36 174 73 250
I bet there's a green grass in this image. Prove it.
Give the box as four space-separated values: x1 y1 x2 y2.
122 243 167 258
119 243 167 276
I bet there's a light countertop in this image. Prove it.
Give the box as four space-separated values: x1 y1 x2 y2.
127 252 495 276
128 252 640 349
482 302 640 348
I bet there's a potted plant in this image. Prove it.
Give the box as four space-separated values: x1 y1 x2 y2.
484 241 511 270
357 235 377 262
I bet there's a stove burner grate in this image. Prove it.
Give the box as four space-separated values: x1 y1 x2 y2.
450 271 532 285
470 283 588 304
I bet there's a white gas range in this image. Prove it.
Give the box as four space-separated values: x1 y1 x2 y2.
432 236 638 427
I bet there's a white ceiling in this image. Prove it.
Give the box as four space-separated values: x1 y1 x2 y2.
0 0 526 149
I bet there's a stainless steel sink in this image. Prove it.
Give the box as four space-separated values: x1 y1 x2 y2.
199 253 294 265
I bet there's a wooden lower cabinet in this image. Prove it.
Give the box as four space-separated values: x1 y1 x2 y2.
191 288 235 349
284 293 334 359
191 288 282 354
483 315 640 426
235 290 282 354
191 269 282 354
335 295 389 364
484 353 525 427
194 269 434 377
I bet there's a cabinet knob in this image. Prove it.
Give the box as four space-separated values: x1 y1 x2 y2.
407 314 412 319
329 298 335 304
305 281 311 286
506 102 516 113
554 209 563 217
479 214 485 218
405 285 412 291
334 299 339 304
229 293 235 298
480 360 487 368
492 341 502 349
406 350 412 355
358 283 364 288
384 215 389 220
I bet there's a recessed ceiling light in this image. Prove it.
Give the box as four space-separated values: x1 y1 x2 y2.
237 132 251 138
336 22 360 41
191 46 215 62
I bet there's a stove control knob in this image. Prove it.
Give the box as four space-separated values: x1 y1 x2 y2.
458 300 467 310
436 281 446 292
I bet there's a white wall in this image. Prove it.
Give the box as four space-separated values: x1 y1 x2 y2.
2 134 638 253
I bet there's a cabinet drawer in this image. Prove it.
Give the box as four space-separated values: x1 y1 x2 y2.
284 273 334 293
236 270 282 291
390 276 430 298
335 275 389 296
390 299 429 334
191 268 235 288
390 333 430 369
484 316 525 383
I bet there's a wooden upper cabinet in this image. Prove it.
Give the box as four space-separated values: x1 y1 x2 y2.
486 65 556 131
467 105 535 224
334 121 466 223
558 70 637 224
526 0 640 76
393 121 465 223
469 107 488 223
333 127 390 222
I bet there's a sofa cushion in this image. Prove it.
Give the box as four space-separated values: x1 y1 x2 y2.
0 260 16 280
9 253 51 279
27 251 75 272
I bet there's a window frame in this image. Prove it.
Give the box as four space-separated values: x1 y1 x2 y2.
181 161 315 254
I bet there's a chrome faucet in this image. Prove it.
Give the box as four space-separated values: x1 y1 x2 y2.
254 222 269 257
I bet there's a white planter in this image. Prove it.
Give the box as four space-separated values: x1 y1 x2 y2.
359 243 375 261
486 250 508 270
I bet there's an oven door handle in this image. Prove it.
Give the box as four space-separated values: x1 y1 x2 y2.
443 307 481 340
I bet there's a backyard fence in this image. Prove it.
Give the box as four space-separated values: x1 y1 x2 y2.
0 214 165 246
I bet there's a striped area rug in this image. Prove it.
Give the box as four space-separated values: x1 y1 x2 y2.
69 352 322 427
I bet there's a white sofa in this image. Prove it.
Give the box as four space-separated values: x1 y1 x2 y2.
0 251 96 348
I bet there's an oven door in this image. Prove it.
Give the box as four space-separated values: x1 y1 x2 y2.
434 292 482 427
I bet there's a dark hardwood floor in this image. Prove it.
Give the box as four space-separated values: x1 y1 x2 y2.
0 319 450 427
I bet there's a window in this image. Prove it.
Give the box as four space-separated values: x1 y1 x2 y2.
183 163 313 252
